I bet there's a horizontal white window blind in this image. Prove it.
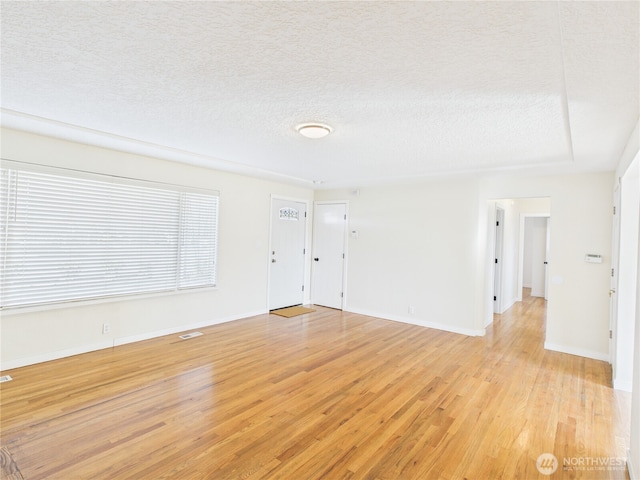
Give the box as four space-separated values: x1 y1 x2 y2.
178 192 219 289
0 162 218 309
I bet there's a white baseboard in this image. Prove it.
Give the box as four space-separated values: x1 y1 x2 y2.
1 309 267 371
1 340 115 371
500 297 517 314
114 309 266 347
544 342 610 362
346 307 485 337
492 297 516 317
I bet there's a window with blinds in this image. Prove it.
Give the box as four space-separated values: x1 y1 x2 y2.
0 161 219 309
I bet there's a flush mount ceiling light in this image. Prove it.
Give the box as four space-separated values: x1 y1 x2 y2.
296 123 332 139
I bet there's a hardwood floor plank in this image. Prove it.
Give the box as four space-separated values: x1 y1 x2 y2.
0 291 631 479
0 446 24 480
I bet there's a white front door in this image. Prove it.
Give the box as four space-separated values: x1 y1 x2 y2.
311 203 346 309
269 198 306 310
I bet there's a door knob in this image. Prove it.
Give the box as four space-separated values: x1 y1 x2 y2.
314 258 319 262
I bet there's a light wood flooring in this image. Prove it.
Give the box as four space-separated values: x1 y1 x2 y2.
0 291 631 479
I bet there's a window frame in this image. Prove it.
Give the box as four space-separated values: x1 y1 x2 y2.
0 159 219 311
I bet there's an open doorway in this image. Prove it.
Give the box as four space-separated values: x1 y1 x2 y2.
486 197 551 325
521 215 551 301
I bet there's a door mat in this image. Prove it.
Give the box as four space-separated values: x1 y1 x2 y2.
270 306 315 318
0 446 24 480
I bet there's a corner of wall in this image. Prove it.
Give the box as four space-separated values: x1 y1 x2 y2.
617 118 640 181
629 450 639 480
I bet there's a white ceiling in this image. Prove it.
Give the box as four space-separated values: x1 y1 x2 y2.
1 1 638 188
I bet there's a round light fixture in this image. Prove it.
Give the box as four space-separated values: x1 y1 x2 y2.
296 123 332 139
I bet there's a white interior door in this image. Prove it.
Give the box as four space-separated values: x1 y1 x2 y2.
311 203 346 309
269 198 306 310
544 217 551 300
530 217 548 298
493 208 504 313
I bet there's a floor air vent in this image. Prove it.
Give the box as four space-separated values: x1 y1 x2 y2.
179 332 203 340
0 375 13 383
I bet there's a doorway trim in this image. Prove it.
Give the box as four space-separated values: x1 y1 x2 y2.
611 152 639 391
610 181 621 382
267 195 312 310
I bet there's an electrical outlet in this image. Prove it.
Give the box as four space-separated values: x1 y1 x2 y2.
408 305 415 315
102 323 111 335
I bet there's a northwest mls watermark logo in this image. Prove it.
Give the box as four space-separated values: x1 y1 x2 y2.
536 453 559 475
536 453 627 475
562 455 626 472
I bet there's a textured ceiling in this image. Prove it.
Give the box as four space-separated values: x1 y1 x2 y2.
1 1 638 188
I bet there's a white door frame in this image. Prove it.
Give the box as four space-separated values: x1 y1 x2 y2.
612 153 639 391
610 181 621 377
311 200 349 309
267 195 312 309
518 213 551 302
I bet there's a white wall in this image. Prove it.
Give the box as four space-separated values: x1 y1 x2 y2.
316 179 483 336
316 172 613 357
617 120 639 181
0 128 314 369
516 197 552 216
